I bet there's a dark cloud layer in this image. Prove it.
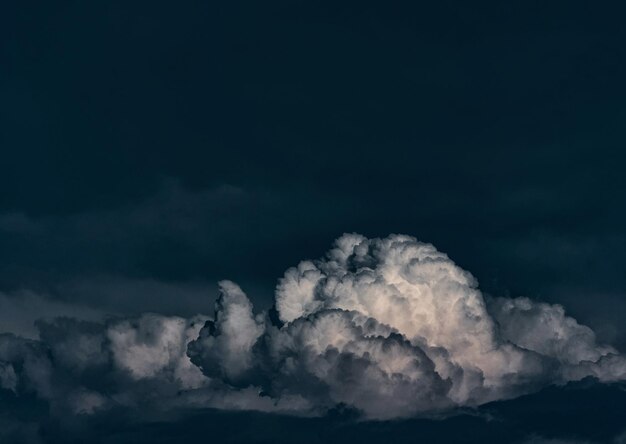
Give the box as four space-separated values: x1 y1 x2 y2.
3 375 626 443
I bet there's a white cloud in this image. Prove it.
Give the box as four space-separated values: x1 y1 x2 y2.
194 233 626 417
108 313 209 389
187 281 264 384
1 233 626 420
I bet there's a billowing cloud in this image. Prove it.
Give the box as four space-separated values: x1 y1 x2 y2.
188 281 264 384
189 234 626 418
1 234 625 421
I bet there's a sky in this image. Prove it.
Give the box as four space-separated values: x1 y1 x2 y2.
2 1 626 443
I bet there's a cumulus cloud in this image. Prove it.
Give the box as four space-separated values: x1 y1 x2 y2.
188 281 264 384
107 313 208 389
1 234 625 421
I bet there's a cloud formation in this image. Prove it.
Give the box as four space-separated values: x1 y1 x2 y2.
1 234 625 421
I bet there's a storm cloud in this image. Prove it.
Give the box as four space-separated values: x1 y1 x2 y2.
1 234 624 424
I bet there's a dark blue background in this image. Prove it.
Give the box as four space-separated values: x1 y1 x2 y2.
2 1 626 441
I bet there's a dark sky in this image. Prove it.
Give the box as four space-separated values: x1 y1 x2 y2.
2 1 626 442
